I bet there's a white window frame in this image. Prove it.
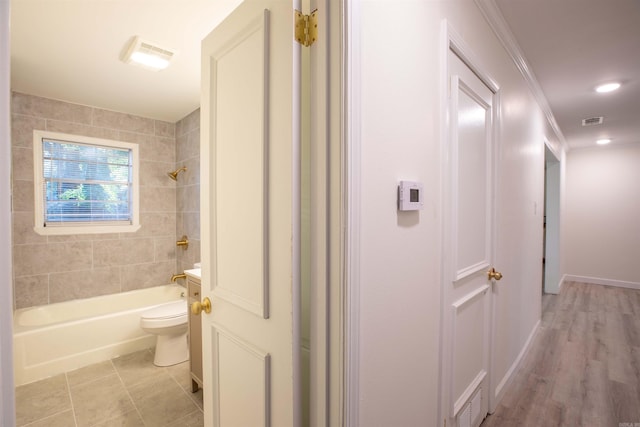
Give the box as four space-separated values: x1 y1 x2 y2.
33 130 141 235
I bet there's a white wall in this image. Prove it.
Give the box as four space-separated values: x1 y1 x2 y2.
352 0 554 424
1 0 16 425
564 144 640 287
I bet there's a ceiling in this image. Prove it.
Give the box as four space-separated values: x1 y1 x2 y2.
11 1 640 148
11 0 242 123
494 0 640 150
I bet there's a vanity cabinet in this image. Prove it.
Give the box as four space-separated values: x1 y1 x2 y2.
187 276 202 392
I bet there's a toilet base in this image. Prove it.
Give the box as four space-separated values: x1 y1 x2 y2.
153 332 189 366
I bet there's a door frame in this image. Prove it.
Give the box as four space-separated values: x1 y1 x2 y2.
0 0 16 424
0 0 346 424
438 21 501 425
307 0 347 425
342 0 362 425
543 141 561 294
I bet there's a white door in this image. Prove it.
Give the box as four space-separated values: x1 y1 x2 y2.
441 49 500 427
200 1 301 426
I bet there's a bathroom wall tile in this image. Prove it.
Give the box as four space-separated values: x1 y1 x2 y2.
140 160 176 187
13 244 46 277
14 274 48 309
176 186 186 214
183 212 201 240
12 212 47 245
12 146 33 181
176 211 185 237
175 132 190 163
93 238 155 267
178 260 191 276
46 119 120 140
123 131 174 164
15 374 71 426
176 108 200 138
12 179 34 212
49 267 121 303
14 241 92 276
152 136 177 164
122 212 176 239
111 349 164 388
121 260 175 291
117 130 155 154
128 374 198 426
11 93 181 306
12 92 92 124
92 108 154 134
178 239 201 274
183 184 200 213
12 114 46 147
69 373 135 427
155 120 175 138
47 232 118 243
47 241 94 273
155 237 177 262
179 155 200 186
140 137 176 165
140 186 176 213
176 129 200 163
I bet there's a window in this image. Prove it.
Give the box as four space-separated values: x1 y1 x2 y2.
33 130 140 235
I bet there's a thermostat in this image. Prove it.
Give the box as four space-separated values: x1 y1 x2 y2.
398 181 424 211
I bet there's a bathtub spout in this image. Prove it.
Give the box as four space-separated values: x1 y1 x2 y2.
171 273 187 282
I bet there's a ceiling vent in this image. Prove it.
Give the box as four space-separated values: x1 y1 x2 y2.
123 36 176 71
582 116 604 126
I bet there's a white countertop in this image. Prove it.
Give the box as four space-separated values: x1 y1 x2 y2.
184 268 201 280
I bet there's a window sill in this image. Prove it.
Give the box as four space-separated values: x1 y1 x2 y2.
33 223 141 236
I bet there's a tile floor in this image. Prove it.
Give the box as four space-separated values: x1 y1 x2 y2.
15 349 204 427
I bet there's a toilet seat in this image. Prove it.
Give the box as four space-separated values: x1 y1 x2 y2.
140 301 187 329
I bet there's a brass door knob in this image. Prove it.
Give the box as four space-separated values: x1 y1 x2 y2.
191 297 212 315
487 268 503 281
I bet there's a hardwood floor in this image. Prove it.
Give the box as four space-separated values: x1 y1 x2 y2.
481 281 640 427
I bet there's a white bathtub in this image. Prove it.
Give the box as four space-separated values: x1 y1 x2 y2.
13 284 186 386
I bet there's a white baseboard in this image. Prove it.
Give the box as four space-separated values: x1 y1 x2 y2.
490 319 540 412
562 274 640 291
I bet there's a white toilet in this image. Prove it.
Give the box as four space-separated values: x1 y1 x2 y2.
140 300 189 366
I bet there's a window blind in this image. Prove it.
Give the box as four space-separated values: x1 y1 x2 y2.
42 139 133 225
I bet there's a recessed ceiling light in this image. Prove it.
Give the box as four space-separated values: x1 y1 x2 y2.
595 82 621 93
123 36 176 71
596 138 611 145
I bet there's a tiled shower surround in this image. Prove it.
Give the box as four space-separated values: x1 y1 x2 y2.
175 109 201 275
11 92 200 309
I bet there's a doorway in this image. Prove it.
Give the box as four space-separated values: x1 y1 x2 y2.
440 37 500 427
543 144 561 294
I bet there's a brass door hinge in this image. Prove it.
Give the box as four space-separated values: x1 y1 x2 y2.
295 9 318 47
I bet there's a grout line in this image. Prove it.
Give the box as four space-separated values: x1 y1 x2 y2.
111 358 148 426
163 360 203 413
20 409 74 427
64 372 80 427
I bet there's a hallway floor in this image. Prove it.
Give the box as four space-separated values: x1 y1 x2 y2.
482 281 640 426
15 348 203 427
